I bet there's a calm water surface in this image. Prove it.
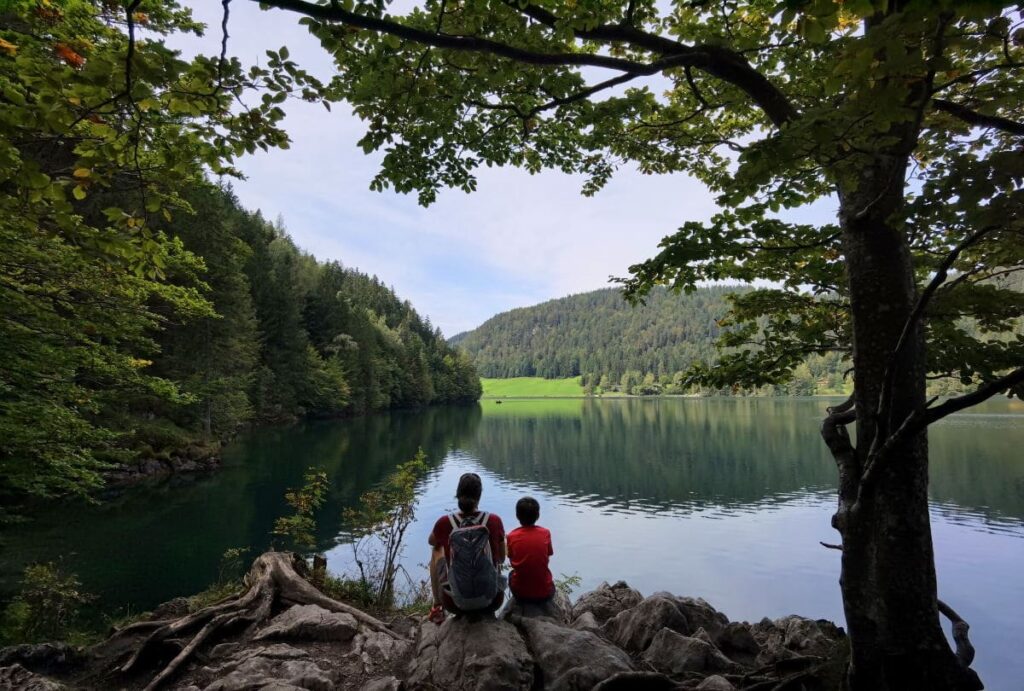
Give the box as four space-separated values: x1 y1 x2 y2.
2 398 1022 689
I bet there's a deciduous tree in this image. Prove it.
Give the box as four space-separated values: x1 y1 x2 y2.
250 0 1023 687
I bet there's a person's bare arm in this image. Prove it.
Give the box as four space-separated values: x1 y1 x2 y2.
428 531 437 547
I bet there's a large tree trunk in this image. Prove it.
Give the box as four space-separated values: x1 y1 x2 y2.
835 171 982 690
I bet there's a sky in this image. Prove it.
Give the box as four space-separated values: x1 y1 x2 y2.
173 1 824 336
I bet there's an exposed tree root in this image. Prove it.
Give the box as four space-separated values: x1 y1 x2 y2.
92 551 399 691
938 599 976 668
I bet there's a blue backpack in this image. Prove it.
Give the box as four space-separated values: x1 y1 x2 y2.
446 512 499 610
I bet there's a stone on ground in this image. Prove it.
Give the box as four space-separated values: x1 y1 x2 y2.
752 615 846 665
641 628 742 676
518 616 634 691
0 664 66 690
571 581 643 625
406 616 533 691
503 590 573 624
201 643 336 691
603 593 730 653
350 630 412 675
696 674 736 690
254 604 359 642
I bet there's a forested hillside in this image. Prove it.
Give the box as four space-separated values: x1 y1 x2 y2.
452 286 849 395
3 181 479 505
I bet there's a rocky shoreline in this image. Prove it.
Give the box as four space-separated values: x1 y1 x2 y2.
0 554 847 690
103 441 223 485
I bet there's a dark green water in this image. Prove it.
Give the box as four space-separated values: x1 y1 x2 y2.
2 398 1022 688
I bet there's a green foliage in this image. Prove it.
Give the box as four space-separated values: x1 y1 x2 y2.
459 287 852 395
318 573 377 609
218 546 251 585
0 562 94 645
342 449 429 606
0 0 335 506
273 468 329 550
554 572 582 598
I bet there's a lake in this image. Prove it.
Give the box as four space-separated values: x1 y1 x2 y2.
2 398 1022 689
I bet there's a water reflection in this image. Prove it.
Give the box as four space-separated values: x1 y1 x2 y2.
0 405 482 611
0 398 1021 688
471 397 1024 526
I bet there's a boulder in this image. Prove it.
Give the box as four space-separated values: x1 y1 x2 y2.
406 617 533 691
751 615 846 665
649 592 729 639
361 676 402 691
716 621 759 655
569 611 600 634
641 628 742 676
350 630 412 674
0 664 65 690
603 593 731 653
602 595 688 652
0 643 81 675
254 604 359 642
518 616 634 690
571 581 643 625
202 643 336 691
504 590 573 624
697 675 736 690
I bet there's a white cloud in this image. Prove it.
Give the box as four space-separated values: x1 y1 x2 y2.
173 2 826 335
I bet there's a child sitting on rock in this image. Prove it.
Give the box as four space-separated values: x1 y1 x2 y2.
507 496 554 606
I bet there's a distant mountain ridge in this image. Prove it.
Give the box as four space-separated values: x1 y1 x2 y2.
450 285 747 381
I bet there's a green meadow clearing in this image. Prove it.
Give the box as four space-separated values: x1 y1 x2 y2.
480 376 586 398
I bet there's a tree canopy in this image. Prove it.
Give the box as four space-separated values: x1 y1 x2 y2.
0 0 478 512
247 0 1022 687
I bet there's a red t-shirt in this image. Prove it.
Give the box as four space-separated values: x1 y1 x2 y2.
507 525 554 600
432 511 505 564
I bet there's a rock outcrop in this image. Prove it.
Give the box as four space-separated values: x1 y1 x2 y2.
570 581 643 625
254 604 360 642
518 616 634 690
406 616 533 691
2 552 849 691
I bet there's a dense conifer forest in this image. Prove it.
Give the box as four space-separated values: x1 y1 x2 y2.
1 179 480 508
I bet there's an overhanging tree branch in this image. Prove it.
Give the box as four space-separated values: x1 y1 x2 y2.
921 367 1024 427
932 98 1024 136
254 0 797 127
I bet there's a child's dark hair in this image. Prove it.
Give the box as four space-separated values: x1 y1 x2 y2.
516 496 540 526
456 472 483 513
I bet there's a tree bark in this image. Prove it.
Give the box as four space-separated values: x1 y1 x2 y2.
835 167 982 691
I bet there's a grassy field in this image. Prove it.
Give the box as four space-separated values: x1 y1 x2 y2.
480 376 584 398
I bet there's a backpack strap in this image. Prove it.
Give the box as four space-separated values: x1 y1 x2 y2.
477 512 489 527
448 513 460 530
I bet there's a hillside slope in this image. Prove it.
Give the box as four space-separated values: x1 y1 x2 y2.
450 286 854 396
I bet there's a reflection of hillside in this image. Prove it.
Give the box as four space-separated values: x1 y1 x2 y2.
0 405 483 614
468 399 837 509
469 399 1024 525
926 407 1024 527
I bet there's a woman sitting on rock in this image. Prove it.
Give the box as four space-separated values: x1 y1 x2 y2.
427 472 507 624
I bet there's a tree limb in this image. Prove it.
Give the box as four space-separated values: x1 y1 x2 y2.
255 0 797 127
922 367 1024 426
872 225 998 449
821 402 859 528
938 599 976 667
932 98 1024 136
